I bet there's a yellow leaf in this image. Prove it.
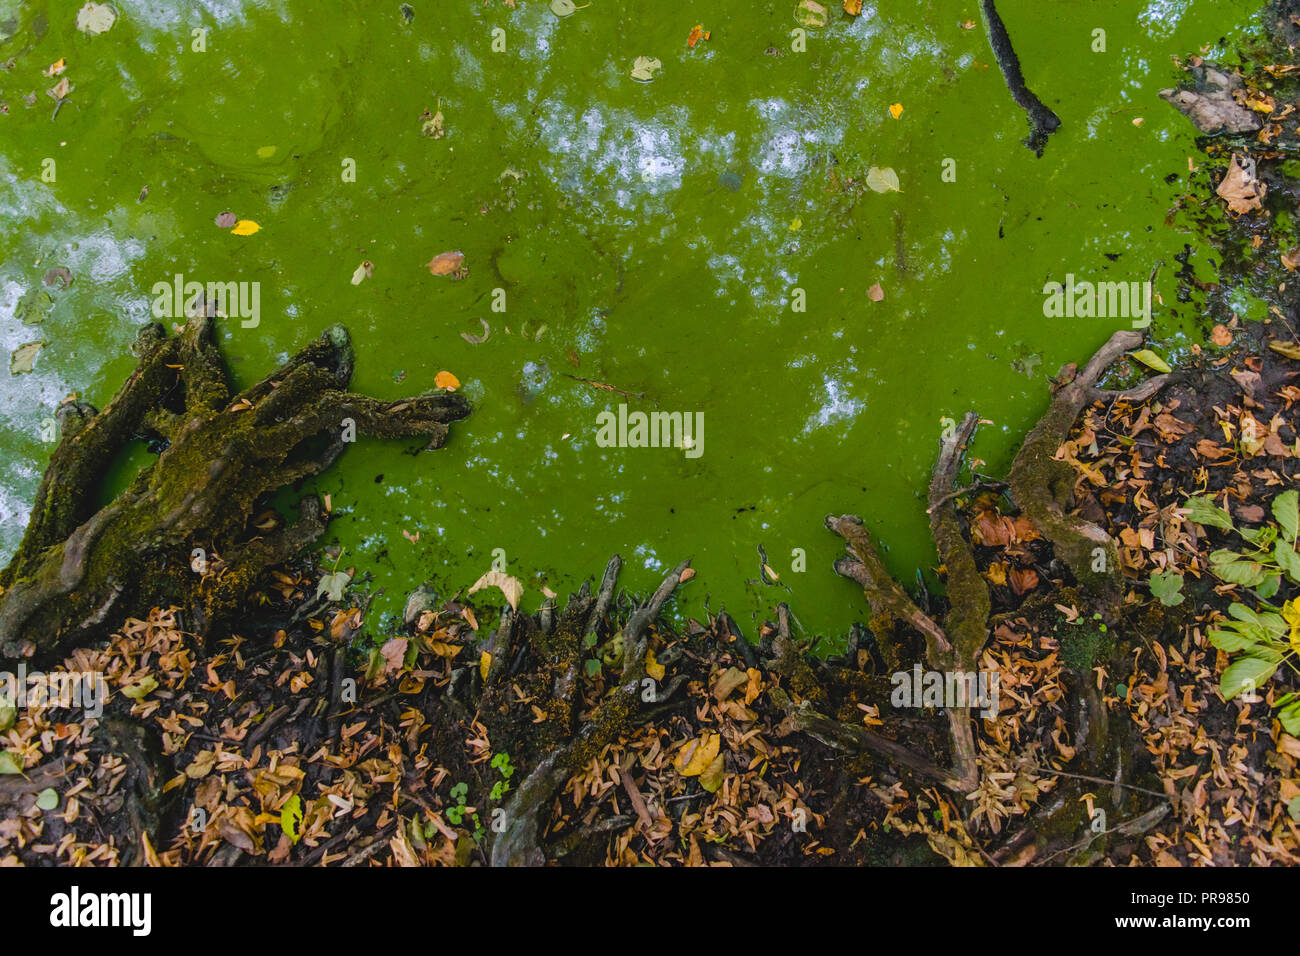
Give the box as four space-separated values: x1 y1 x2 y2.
121 675 158 700
479 651 492 680
674 732 721 777
889 102 904 119
231 220 261 236
645 650 665 681
434 370 461 391
699 753 726 792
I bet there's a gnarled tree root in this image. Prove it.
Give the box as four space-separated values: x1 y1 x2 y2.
0 316 470 664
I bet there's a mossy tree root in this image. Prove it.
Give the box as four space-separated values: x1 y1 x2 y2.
489 559 691 867
0 316 470 664
1005 329 1170 602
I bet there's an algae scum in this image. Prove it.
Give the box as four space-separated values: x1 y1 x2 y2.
0 1 1258 637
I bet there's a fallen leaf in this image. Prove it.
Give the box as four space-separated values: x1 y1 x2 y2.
43 59 66 77
843 0 863 15
380 638 408 675
46 77 70 100
674 732 721 776
434 370 461 390
121 675 158 701
427 251 465 276
1131 348 1172 373
630 56 662 82
1269 340 1300 360
10 341 43 375
1210 324 1233 347
35 788 58 811
215 211 237 229
867 282 884 302
75 2 116 35
231 219 261 236
460 318 491 344
889 103 904 119
42 267 72 289
350 260 374 285
866 166 901 193
687 24 711 47
795 0 828 27
479 651 492 680
698 753 726 792
1216 153 1265 215
316 570 352 602
645 650 665 681
468 569 524 610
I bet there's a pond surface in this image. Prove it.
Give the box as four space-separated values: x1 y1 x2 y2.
0 0 1258 639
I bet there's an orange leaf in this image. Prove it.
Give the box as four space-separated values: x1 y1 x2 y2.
434 370 461 391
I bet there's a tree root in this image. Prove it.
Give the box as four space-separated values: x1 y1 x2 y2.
1006 329 1169 601
0 316 470 663
980 0 1061 155
489 559 691 867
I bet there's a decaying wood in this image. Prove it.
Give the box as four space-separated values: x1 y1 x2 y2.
0 315 470 664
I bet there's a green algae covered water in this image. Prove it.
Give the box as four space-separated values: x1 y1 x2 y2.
0 0 1261 640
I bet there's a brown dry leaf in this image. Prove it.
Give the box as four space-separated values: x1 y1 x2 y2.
46 76 70 100
215 211 237 229
712 667 749 702
468 569 523 610
867 282 885 302
842 0 862 14
43 58 66 77
1282 247 1300 271
427 251 465 276
1215 154 1265 214
1210 324 1233 347
379 638 408 676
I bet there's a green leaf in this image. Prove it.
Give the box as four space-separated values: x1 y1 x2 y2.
0 695 14 733
866 166 902 193
1148 571 1185 606
1182 496 1235 532
584 658 603 678
1220 656 1278 700
1279 700 1300 736
1258 573 1282 599
1209 550 1268 587
1273 490 1299 541
35 788 58 811
1290 796 1300 824
280 794 303 844
1208 625 1260 654
0 752 22 774
1277 542 1300 584
1130 348 1171 373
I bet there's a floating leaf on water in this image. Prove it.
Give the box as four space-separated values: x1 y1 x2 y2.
35 788 59 811
231 219 261 236
427 250 464 276
1130 348 1172 373
75 2 116 35
866 166 901 193
867 282 884 302
15 289 54 325
215 211 237 229
630 56 662 82
43 58 66 78
549 0 583 16
10 341 43 375
843 0 863 14
889 102 904 119
256 145 277 159
794 0 828 27
468 569 524 610
421 107 445 138
461 318 491 344
434 370 460 391
350 260 373 285
46 77 70 100
43 267 72 289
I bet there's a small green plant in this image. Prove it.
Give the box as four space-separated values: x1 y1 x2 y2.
1206 598 1300 709
1148 571 1185 606
489 751 515 801
1182 490 1300 599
